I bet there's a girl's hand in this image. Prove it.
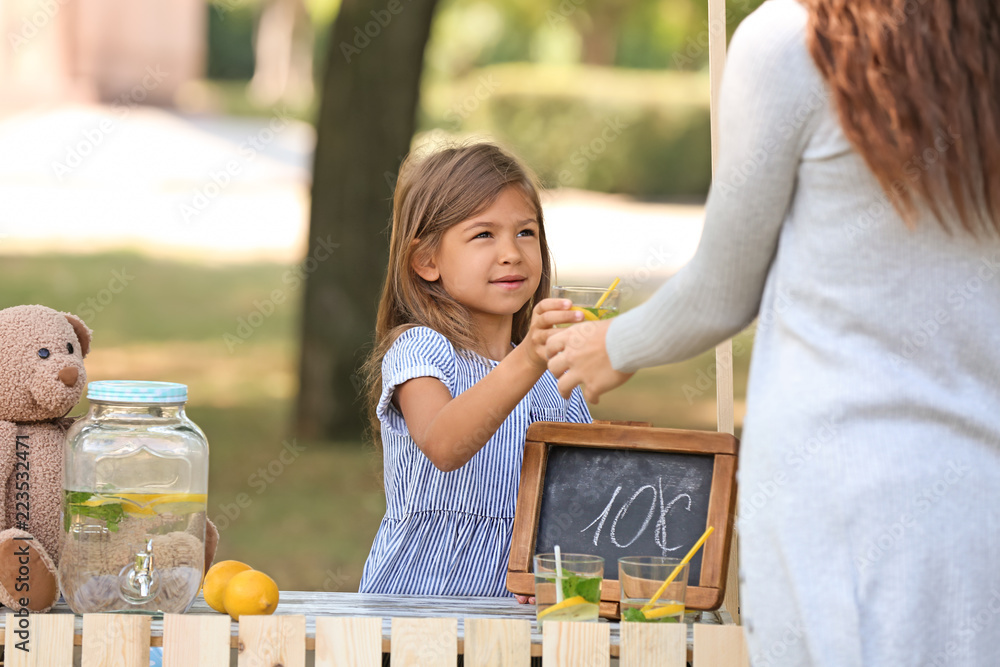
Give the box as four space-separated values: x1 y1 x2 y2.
514 594 536 605
524 298 585 370
545 319 635 403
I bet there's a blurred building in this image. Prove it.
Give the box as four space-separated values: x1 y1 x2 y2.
0 0 205 114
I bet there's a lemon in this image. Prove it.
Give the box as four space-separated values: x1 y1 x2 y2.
536 595 599 623
643 603 686 620
222 570 280 620
570 306 600 321
203 560 253 614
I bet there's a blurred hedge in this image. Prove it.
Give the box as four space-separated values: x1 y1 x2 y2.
420 64 712 198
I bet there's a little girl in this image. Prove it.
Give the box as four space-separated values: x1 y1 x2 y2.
358 143 592 597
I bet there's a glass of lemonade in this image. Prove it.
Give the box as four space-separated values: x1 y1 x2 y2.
618 556 689 623
551 286 622 324
533 553 604 626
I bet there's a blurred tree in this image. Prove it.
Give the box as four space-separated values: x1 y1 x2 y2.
296 0 440 440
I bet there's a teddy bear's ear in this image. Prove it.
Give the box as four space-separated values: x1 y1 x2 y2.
63 312 92 358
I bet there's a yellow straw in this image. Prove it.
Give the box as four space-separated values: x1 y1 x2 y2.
640 526 715 613
594 277 621 309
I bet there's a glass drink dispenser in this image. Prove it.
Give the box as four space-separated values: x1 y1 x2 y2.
61 381 208 613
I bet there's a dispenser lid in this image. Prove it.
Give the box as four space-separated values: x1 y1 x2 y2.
87 381 188 404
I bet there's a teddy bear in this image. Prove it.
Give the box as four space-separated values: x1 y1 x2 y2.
0 305 219 611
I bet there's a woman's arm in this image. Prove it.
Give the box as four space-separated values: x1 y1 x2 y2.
605 1 822 372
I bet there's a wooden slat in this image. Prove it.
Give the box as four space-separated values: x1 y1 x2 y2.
702 453 739 601
464 618 531 666
542 621 610 666
508 440 547 575
238 615 306 667
82 614 151 667
162 614 230 667
4 613 74 666
391 618 457 666
524 423 739 455
315 616 381 667
619 622 686 667
694 625 749 667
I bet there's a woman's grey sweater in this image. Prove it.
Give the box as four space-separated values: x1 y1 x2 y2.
605 1 1000 665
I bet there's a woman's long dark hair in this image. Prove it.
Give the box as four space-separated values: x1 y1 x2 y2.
805 0 999 234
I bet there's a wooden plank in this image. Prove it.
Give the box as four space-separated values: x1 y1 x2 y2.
619 623 686 667
315 617 381 667
542 621 610 667
238 615 306 667
508 440 547 574
524 423 739 455
390 618 458 666
464 618 531 667
82 614 151 667
702 453 739 605
4 613 74 666
162 614 230 667
694 625 749 667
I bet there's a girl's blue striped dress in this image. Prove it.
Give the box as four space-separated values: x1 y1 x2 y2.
359 326 592 596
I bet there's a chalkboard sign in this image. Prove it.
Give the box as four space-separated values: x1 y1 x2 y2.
506 422 738 615
536 446 715 583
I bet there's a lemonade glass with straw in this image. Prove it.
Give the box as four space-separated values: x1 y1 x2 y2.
533 552 604 625
619 557 689 623
549 280 622 420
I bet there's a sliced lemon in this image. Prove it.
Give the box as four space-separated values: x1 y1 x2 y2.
642 603 686 620
570 306 600 321
537 595 599 622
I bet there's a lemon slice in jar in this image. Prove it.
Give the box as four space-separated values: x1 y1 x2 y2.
642 603 686 620
537 595 593 622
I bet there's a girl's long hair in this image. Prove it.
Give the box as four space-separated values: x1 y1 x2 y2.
804 0 999 234
361 142 552 447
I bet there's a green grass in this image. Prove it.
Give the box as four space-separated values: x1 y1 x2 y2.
1 252 748 591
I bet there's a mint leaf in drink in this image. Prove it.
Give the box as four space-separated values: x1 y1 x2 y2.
622 608 650 623
64 491 126 532
561 574 602 603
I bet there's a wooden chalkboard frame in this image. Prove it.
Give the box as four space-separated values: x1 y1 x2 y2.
506 421 739 618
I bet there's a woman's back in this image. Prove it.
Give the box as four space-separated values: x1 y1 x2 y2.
603 1 1000 663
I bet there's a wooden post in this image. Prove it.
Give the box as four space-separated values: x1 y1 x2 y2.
709 0 741 626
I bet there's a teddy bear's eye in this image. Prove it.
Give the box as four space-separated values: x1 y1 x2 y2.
67 343 74 354
38 348 50 359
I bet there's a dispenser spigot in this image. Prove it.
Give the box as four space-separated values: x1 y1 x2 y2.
119 537 161 604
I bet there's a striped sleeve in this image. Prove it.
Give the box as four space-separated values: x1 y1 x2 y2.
378 326 458 437
565 386 593 424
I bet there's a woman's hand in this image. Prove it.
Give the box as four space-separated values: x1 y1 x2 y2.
523 298 585 370
545 319 635 403
514 594 536 605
